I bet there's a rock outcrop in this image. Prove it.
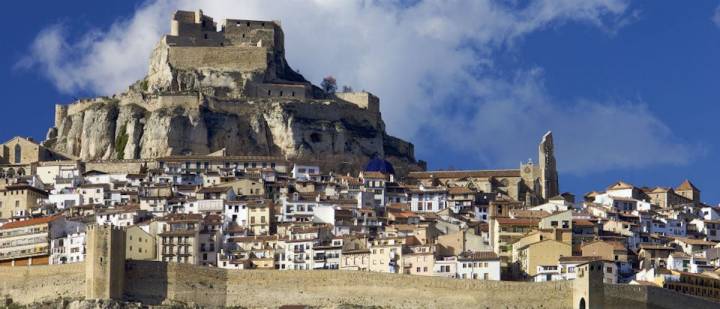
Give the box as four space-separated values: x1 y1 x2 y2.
44 10 423 174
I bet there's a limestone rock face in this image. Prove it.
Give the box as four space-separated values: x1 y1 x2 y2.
45 11 423 174
47 96 422 173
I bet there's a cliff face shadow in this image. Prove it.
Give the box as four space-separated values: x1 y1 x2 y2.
124 260 167 305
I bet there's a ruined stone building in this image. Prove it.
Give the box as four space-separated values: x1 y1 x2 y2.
45 10 421 174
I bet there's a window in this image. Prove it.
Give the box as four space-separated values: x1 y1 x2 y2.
14 144 21 164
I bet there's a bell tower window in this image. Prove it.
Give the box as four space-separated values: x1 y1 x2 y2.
14 144 21 164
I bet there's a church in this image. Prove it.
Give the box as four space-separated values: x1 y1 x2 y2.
406 131 560 206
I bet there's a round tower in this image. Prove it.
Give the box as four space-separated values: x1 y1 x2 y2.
54 104 68 129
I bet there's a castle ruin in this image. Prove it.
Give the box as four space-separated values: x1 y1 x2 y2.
46 10 413 171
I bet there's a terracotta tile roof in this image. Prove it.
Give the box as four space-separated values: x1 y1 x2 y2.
361 171 389 180
638 244 675 251
670 252 691 259
160 213 203 222
458 251 499 261
510 210 550 219
582 240 627 251
447 187 475 195
495 218 540 226
229 235 279 243
573 219 595 227
558 256 602 263
1 184 49 196
407 169 521 179
607 181 635 190
676 179 700 192
674 237 716 246
1 215 63 230
197 186 232 194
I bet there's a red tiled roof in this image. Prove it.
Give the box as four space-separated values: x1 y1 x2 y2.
495 218 540 226
408 169 521 179
1 215 63 230
458 251 499 261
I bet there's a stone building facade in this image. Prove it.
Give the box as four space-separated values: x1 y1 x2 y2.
408 131 560 206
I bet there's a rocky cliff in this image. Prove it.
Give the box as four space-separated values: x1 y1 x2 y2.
44 10 423 174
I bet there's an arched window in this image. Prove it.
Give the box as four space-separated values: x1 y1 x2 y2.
14 144 21 164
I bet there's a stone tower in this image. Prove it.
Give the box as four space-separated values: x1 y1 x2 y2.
539 131 559 200
85 225 126 300
54 104 68 129
572 260 604 309
676 179 700 203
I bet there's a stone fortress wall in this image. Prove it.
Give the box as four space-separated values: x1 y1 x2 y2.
2 261 716 308
167 46 268 72
2 226 717 309
0 263 85 304
54 10 382 131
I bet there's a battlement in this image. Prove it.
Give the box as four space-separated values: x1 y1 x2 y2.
335 92 380 114
166 9 283 52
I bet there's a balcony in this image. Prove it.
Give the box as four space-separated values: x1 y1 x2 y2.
0 246 49 260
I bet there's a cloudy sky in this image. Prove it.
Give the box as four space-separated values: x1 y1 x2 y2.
2 0 719 203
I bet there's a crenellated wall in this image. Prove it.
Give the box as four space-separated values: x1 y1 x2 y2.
0 263 85 304
3 261 718 308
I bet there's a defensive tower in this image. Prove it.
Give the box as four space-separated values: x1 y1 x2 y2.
85 225 126 300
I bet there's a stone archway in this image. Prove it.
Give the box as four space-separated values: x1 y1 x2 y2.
579 297 586 309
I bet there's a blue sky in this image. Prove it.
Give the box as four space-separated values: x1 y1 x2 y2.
1 0 719 204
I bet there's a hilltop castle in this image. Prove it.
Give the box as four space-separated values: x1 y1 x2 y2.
46 10 419 173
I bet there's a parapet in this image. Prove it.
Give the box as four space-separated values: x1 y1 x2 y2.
334 92 380 114
166 9 283 51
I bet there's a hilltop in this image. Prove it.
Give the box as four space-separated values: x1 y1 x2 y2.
44 10 423 174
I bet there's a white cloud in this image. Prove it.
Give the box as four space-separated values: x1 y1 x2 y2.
19 0 698 173
713 4 720 28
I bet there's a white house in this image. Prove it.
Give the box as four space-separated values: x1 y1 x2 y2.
455 251 501 280
291 164 320 181
50 226 86 265
410 185 448 213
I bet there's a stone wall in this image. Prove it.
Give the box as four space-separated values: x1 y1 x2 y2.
604 284 719 309
124 262 573 308
4 261 718 308
124 261 228 307
85 160 157 174
224 270 572 308
334 92 380 114
168 46 268 72
0 263 85 304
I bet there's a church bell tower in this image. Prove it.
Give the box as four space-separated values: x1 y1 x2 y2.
539 131 559 200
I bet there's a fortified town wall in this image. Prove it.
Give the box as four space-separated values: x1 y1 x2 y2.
3 260 717 308
3 224 719 309
0 263 85 304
